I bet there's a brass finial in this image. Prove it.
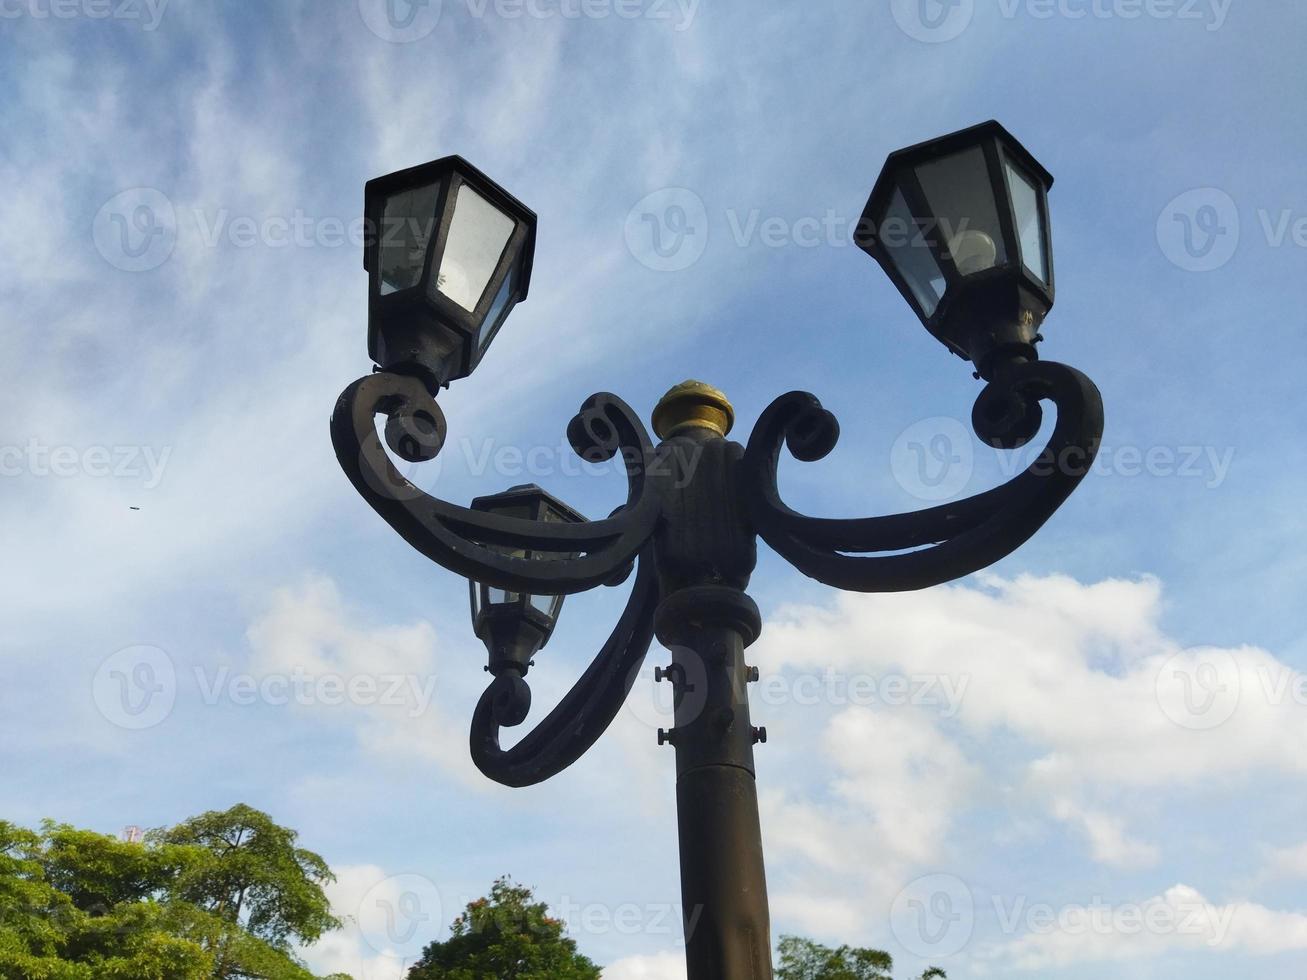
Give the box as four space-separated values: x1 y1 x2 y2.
652 380 735 439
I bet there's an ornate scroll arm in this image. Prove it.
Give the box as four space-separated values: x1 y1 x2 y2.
742 360 1104 592
330 371 660 594
469 548 661 787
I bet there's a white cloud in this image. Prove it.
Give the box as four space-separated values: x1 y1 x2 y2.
602 951 687 979
751 574 1307 875
301 863 435 980
1051 798 1160 870
1258 841 1307 881
981 884 1307 969
762 709 976 937
245 576 476 779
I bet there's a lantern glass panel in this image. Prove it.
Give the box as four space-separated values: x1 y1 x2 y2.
1005 160 1048 284
476 263 517 353
434 183 515 312
882 186 945 316
530 593 562 617
487 545 527 605
915 147 1007 276
379 183 440 295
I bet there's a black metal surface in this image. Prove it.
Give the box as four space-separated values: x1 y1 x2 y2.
330 372 659 593
331 358 1102 980
469 548 661 786
333 128 1108 980
855 120 1057 374
364 156 538 386
743 358 1103 592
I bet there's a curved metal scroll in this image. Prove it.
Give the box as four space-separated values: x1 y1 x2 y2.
469 549 661 787
330 371 660 594
743 360 1104 592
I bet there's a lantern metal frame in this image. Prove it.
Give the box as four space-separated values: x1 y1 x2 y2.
468 483 586 680
363 155 537 389
855 120 1056 379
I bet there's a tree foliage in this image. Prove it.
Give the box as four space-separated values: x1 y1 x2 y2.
406 877 600 980
0 804 348 980
776 935 946 980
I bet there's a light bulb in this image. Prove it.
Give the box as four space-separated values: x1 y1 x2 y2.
949 229 998 276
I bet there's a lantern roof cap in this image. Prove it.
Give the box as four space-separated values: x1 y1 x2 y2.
876 120 1054 191
470 483 586 524
856 121 1053 258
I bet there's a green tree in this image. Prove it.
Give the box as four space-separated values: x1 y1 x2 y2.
776 935 946 980
406 877 600 980
0 805 349 980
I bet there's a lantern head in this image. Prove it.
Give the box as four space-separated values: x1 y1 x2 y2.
364 157 536 391
467 484 586 676
856 121 1055 379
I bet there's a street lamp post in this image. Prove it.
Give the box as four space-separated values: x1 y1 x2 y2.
331 121 1104 980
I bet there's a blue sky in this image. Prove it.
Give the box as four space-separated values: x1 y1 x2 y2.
2 1 1306 977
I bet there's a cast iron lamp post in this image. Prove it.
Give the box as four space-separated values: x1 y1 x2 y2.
331 121 1104 980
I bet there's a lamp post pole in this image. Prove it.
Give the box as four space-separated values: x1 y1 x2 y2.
649 391 772 977
331 121 1106 980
